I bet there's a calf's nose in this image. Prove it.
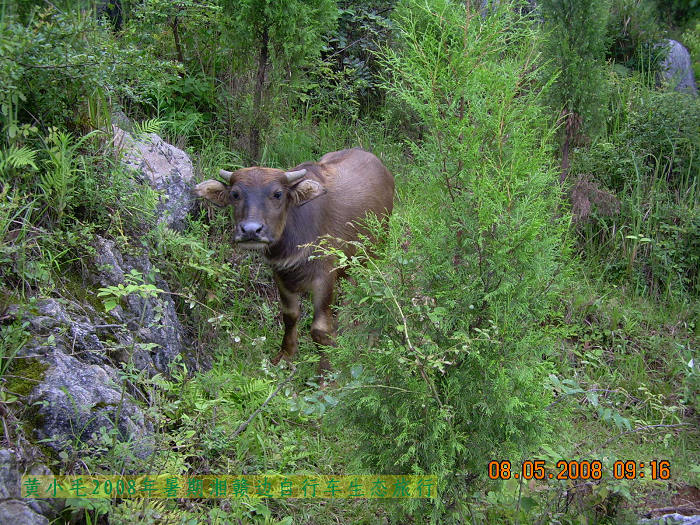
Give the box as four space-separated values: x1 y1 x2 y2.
239 221 264 236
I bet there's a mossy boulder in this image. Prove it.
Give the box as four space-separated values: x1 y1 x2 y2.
25 348 154 461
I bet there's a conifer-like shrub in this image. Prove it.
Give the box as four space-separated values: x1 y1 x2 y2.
326 1 569 519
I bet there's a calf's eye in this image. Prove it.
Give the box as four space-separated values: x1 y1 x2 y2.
231 190 240 200
273 190 283 200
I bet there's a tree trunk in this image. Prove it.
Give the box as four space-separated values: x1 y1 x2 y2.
172 16 185 65
560 123 570 184
560 110 579 185
250 27 269 163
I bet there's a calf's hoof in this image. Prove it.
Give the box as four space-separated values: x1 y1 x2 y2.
317 355 332 376
271 351 295 366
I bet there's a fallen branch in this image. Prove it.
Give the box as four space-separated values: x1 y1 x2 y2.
589 423 692 453
231 366 297 439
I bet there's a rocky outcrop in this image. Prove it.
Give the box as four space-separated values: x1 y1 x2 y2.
639 514 700 524
0 117 201 525
26 348 154 459
10 298 154 460
660 40 698 96
113 125 197 230
5 229 191 462
0 500 48 525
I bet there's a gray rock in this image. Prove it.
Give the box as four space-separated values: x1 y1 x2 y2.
10 238 188 377
660 40 698 96
0 500 48 525
639 514 700 525
0 449 21 499
90 236 185 373
26 348 154 459
113 125 196 230
26 299 107 360
0 449 60 522
8 297 158 462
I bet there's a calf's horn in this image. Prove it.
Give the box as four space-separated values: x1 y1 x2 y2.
219 169 234 183
284 169 307 183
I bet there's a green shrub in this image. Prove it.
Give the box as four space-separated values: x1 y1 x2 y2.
0 5 177 141
326 1 569 520
681 21 700 80
540 0 611 179
656 0 700 27
308 1 396 120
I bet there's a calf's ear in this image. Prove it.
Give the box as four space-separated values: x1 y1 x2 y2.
194 180 230 207
290 179 326 206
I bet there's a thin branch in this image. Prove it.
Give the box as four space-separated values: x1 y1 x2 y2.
2 56 110 70
363 245 444 409
340 384 419 395
231 366 297 439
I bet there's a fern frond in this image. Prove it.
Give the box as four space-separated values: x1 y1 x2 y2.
0 145 38 174
132 118 165 139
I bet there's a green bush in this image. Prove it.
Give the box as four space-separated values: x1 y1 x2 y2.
681 20 700 80
326 1 569 520
309 1 396 120
656 0 700 27
0 5 177 141
585 83 699 191
540 0 611 179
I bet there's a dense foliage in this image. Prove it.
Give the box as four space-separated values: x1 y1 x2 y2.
0 1 697 524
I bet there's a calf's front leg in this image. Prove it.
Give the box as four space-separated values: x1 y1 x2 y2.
271 274 300 365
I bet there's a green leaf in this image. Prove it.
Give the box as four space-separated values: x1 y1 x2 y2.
520 496 537 513
103 300 118 312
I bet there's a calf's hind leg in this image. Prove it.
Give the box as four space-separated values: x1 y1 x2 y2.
310 272 337 375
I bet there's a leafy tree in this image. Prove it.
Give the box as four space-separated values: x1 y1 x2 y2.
656 0 700 27
128 0 221 67
222 0 338 161
540 0 611 182
318 1 396 119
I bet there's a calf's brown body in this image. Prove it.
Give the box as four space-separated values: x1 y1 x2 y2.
194 148 394 372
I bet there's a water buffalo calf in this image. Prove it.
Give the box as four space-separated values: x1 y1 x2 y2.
194 148 394 373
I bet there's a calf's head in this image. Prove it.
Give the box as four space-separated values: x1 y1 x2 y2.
194 167 325 249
